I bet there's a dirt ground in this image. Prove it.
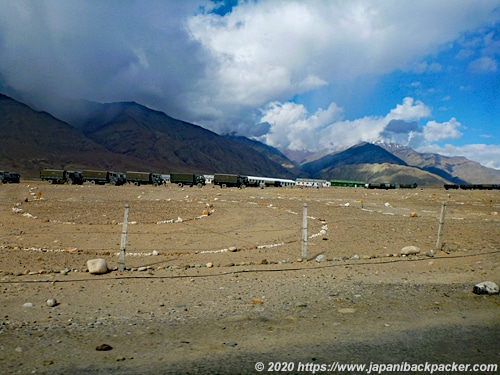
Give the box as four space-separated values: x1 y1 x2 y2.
0 182 499 374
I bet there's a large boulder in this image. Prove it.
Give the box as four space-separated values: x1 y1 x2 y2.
87 259 108 274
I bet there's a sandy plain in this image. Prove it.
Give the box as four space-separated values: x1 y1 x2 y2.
0 181 499 374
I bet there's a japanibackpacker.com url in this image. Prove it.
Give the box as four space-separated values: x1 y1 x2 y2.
255 361 498 374
362 362 498 374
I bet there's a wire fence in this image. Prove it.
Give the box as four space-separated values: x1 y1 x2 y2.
4 188 499 270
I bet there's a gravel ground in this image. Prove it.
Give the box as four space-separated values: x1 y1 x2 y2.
0 182 498 374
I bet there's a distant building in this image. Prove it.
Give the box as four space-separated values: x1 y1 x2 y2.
247 176 296 187
296 178 330 188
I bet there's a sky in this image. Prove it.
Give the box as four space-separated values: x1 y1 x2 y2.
0 0 499 168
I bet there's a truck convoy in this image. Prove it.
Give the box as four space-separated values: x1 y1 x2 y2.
365 182 397 189
126 171 164 186
40 169 83 184
0 170 20 183
170 173 206 187
82 170 126 185
213 174 248 188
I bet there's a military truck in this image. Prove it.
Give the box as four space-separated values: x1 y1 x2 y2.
170 173 206 187
0 170 20 183
365 182 397 189
126 171 164 186
213 174 248 188
399 182 418 189
82 170 126 185
40 169 83 184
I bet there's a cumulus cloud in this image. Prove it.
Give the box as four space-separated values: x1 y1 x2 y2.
258 97 462 151
258 101 344 150
422 118 463 142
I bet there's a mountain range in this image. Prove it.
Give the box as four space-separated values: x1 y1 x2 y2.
1 93 499 185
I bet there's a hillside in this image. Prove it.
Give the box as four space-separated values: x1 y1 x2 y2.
0 94 148 177
318 163 449 186
225 135 300 177
77 101 295 177
301 143 406 176
0 95 295 178
301 142 407 177
380 143 500 184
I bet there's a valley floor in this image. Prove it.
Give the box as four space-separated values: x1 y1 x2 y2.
0 182 498 374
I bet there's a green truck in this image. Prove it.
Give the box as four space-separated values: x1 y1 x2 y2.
170 173 206 187
82 170 126 185
213 174 248 188
330 179 365 187
40 169 83 184
126 171 164 186
0 170 20 183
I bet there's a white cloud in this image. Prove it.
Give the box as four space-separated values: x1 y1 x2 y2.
184 0 498 127
260 97 438 151
259 101 343 150
423 118 463 142
468 56 498 73
258 97 484 161
416 144 500 170
386 97 432 122
318 116 387 150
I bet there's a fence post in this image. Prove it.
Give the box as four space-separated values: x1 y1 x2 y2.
302 203 308 260
118 204 130 271
435 202 446 252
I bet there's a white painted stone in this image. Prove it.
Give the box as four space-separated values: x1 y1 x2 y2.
401 246 420 255
87 259 108 274
315 254 326 263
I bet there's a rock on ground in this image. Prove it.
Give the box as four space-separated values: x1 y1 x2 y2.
473 281 499 295
87 259 108 274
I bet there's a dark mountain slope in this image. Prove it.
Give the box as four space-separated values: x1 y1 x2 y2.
0 94 147 177
225 135 299 177
302 142 407 176
79 102 294 176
